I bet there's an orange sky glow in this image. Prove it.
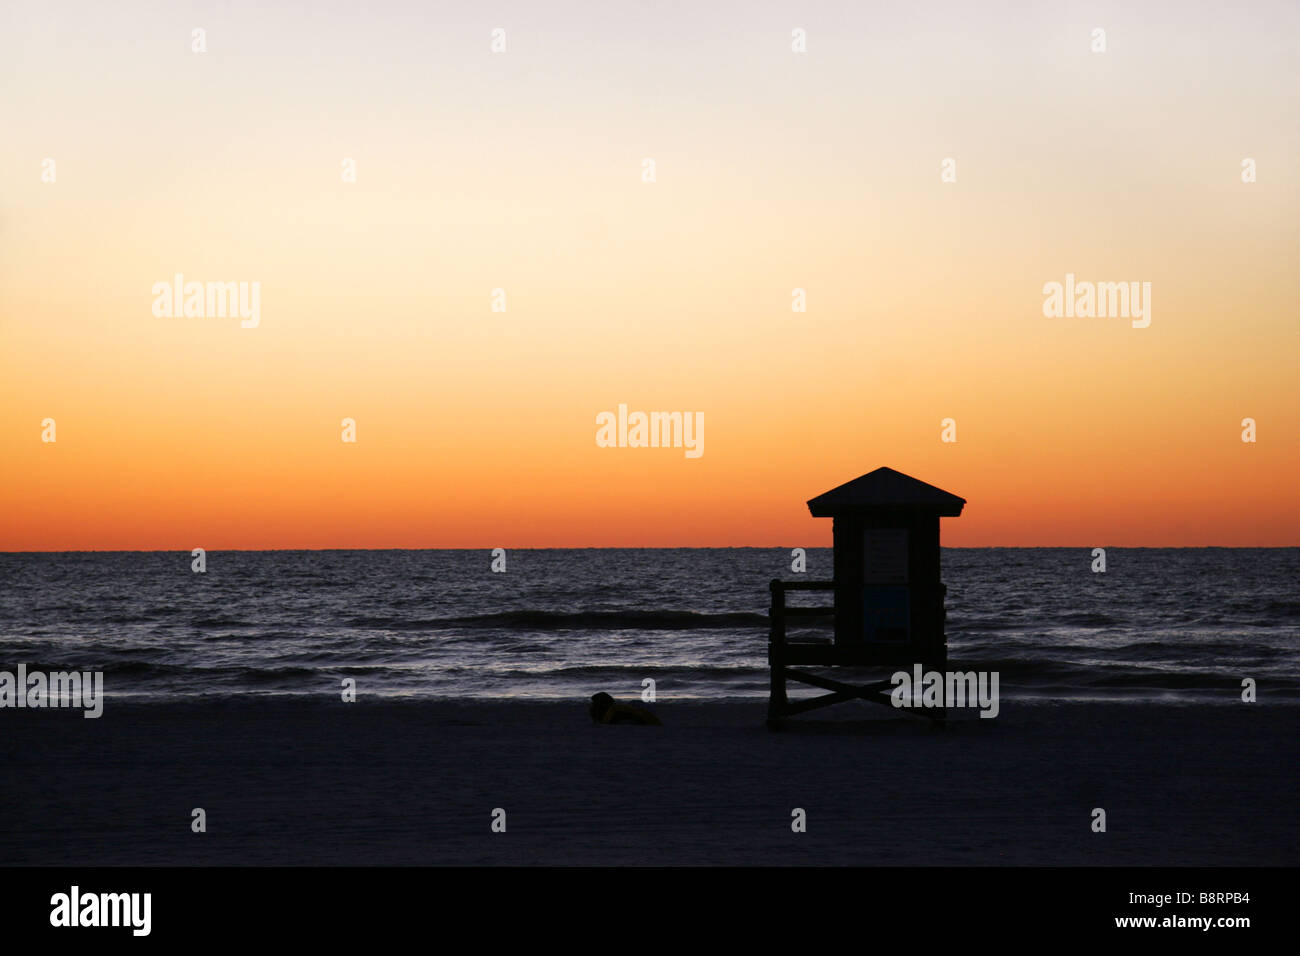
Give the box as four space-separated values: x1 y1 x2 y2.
3 2 1297 549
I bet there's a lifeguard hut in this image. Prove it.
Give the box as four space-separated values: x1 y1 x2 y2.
766 467 965 727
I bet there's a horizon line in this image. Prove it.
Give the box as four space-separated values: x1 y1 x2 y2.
3 545 1297 554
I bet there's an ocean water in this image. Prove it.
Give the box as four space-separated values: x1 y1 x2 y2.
0 548 1296 704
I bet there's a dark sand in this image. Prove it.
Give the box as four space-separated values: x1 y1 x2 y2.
3 699 1297 865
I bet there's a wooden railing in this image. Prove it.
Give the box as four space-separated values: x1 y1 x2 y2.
768 578 835 647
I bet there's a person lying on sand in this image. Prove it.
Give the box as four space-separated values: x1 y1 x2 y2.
589 692 661 726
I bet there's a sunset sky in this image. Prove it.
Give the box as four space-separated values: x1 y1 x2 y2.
2 0 1297 549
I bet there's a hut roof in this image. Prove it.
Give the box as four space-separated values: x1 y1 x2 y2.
806 467 966 517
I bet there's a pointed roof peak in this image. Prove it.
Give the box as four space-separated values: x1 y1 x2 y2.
806 467 965 517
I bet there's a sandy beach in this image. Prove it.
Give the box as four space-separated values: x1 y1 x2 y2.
4 698 1296 866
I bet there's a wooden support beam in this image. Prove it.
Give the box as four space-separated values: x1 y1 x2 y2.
778 689 859 716
771 666 941 723
783 669 892 697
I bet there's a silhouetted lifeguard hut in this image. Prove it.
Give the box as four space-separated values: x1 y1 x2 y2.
767 467 965 727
